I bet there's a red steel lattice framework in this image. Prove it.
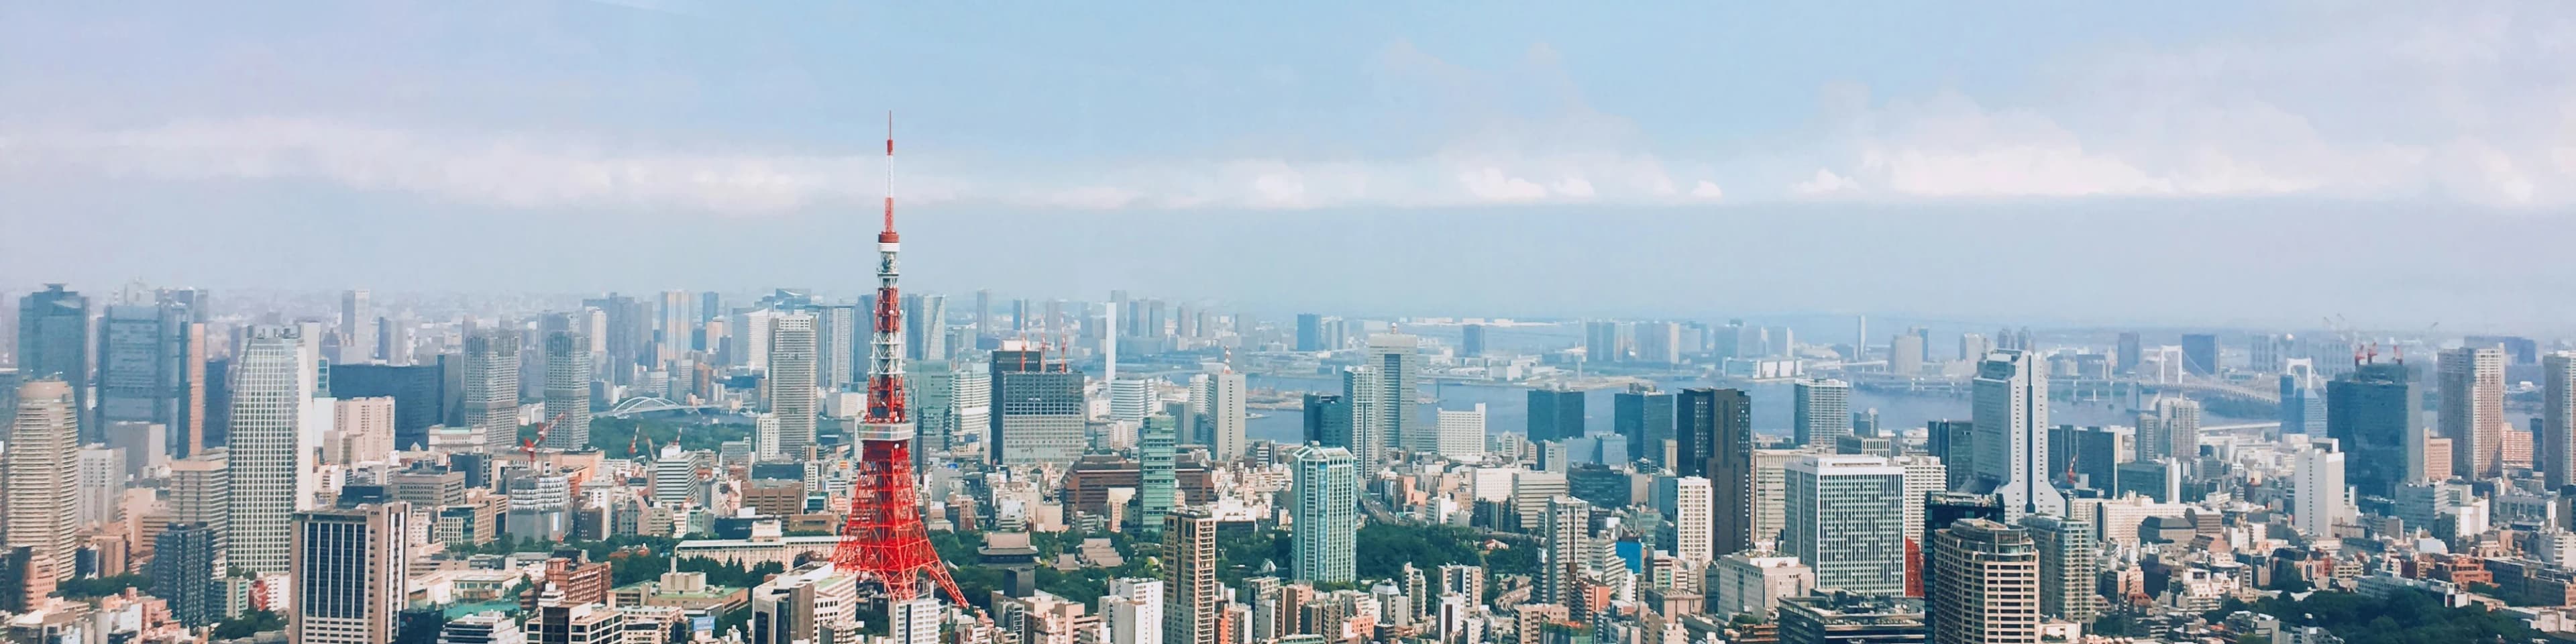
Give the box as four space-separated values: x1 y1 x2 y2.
830 113 967 605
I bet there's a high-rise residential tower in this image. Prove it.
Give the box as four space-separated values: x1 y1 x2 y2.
1793 379 1852 447
2545 352 2576 489
463 328 521 453
2440 345 2506 479
1926 519 2039 644
341 288 372 363
1162 507 1219 644
5 380 79 603
2018 514 2098 623
1287 445 1358 584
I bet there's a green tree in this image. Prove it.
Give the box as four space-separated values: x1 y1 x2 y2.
54 574 151 598
211 610 285 639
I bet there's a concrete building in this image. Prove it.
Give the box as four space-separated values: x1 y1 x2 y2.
1163 507 1219 644
2548 352 2576 489
2020 514 2098 623
1926 519 2039 644
1793 379 1852 448
748 563 860 644
2440 345 2505 479
1102 578 1163 644
290 500 411 644
1678 388 1756 555
5 380 78 602
767 313 818 460
542 329 592 449
1656 476 1712 563
1972 350 2064 520
328 396 396 466
228 325 328 574
1783 455 1907 596
1288 445 1358 584
1709 551 1814 619
463 328 520 453
1434 405 1487 462
2293 437 2353 537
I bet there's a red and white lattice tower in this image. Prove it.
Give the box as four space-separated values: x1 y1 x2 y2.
830 113 967 605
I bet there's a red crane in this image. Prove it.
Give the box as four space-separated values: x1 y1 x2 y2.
521 411 574 463
828 113 967 606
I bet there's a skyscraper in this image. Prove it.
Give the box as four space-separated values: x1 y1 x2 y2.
1889 333 1924 376
1205 369 1246 460
1138 415 1177 533
2180 333 2219 376
1460 323 1486 358
1162 507 1218 644
1925 519 2039 644
227 325 327 574
1294 314 1324 352
1657 476 1713 563
291 500 411 644
1287 445 1358 584
990 343 1085 465
327 364 443 451
768 313 818 460
341 288 373 363
811 304 858 393
659 290 693 365
463 328 521 453
906 294 949 362
17 284 91 439
2329 361 2420 498
583 294 649 385
1360 333 1423 453
151 522 220 628
542 329 592 450
2545 352 2576 489
1527 388 1585 444
2292 437 2352 537
1783 455 1907 596
1104 578 1164 644
1301 393 1352 449
1678 388 1755 555
5 380 78 601
2114 331 2141 375
1433 405 1486 462
1541 495 1594 607
1793 379 1852 447
1613 385 1674 466
167 451 230 565
2440 345 2505 479
2281 359 2327 435
2018 514 2097 623
1971 350 2063 519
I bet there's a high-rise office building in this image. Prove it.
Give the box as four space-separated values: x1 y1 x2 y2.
2329 361 2420 498
1358 333 1423 453
1793 379 1852 447
2546 352 2576 489
1108 378 1157 422
906 294 949 362
2440 345 2505 479
1294 314 1324 352
326 396 395 465
1460 324 1486 358
1162 507 1218 644
463 328 521 453
2180 333 2219 376
767 313 818 460
1926 519 2039 644
1585 320 1631 364
1678 388 1755 555
2292 437 2352 537
2281 359 2328 435
582 294 649 385
2018 514 2097 623
991 343 1085 465
1635 321 1682 364
228 325 327 574
1302 393 1352 449
1613 385 1674 466
1433 405 1487 462
18 284 91 440
1783 455 1907 596
1287 445 1358 584
97 303 199 443
1892 455 1948 546
341 288 373 363
168 451 230 565
2114 332 2141 375
1890 333 1924 376
290 500 411 644
810 304 857 394
1657 476 1713 563
1971 350 2063 520
658 290 692 365
151 522 221 628
5 380 78 600
1527 388 1585 444
2147 396 2202 467
542 330 592 450
1205 370 1246 460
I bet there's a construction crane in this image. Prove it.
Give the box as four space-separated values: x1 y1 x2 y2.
519 411 574 464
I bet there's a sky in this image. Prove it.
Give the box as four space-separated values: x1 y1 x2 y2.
5 2 2575 331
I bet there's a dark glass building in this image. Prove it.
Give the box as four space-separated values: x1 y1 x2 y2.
2329 362 2419 498
330 363 447 450
1676 387 1754 554
1526 388 1586 443
152 523 220 627
1613 386 1674 466
1302 393 1352 449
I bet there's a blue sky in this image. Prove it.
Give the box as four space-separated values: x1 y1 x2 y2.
5 2 2575 329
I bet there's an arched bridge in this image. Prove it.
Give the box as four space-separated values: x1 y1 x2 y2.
600 396 718 418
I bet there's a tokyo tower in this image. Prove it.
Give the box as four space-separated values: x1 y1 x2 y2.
830 113 967 606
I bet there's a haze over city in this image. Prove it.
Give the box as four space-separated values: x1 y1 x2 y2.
10 4 2576 644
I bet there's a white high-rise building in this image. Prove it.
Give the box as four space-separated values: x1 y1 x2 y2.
1289 445 1358 584
753 413 782 461
7 380 81 594
543 329 593 449
1434 404 1487 462
768 313 818 459
1110 378 1160 422
889 597 941 644
1102 578 1164 644
227 325 329 574
1361 333 1423 457
1782 455 1907 595
1207 370 1246 460
76 446 124 531
1792 378 1852 447
2150 396 2203 466
1892 454 1947 545
1972 349 2064 520
327 396 396 466
1658 476 1713 563
2293 437 2353 537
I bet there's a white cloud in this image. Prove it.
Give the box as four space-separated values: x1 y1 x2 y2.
1790 169 1859 197
1690 180 1724 201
